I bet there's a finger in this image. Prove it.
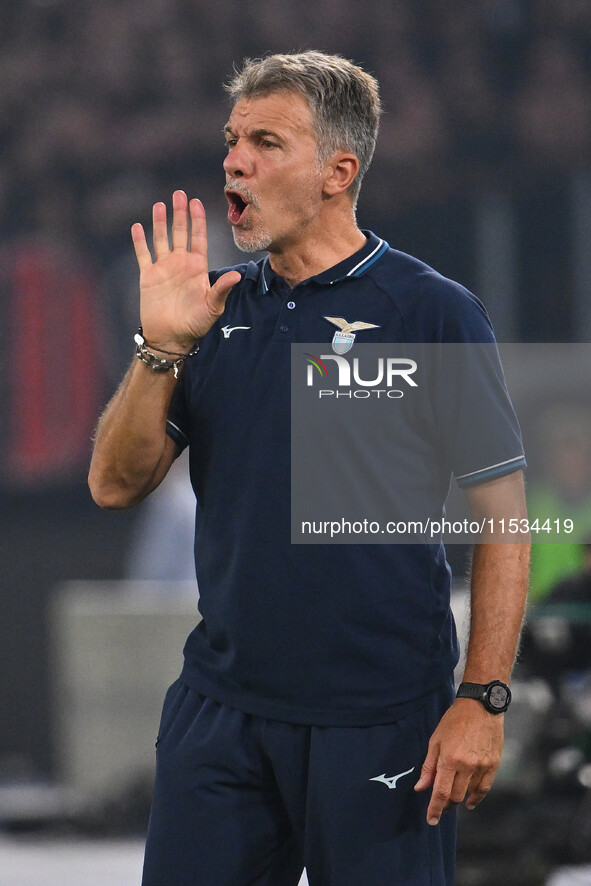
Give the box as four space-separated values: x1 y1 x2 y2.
189 198 208 259
446 770 472 807
152 201 170 260
131 223 153 271
426 768 456 826
171 190 189 252
465 767 496 811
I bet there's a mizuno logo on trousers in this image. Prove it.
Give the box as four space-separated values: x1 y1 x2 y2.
369 767 415 789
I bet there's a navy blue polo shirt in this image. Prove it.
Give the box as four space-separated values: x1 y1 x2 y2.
166 232 526 726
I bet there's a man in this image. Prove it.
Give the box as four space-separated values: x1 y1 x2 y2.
89 51 529 886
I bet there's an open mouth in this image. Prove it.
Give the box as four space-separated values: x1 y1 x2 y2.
225 190 250 225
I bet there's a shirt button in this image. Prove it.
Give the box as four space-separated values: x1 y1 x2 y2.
279 324 289 333
287 301 296 310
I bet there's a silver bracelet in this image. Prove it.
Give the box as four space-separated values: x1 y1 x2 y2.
134 329 199 379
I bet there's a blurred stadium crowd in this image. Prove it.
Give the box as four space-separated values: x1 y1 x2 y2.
1 0 590 258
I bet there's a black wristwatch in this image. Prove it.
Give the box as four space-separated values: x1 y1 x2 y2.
456 681 511 714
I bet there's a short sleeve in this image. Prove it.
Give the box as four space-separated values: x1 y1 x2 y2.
418 276 526 487
437 335 526 488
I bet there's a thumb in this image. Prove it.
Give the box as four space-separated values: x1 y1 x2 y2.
209 270 242 312
414 744 438 792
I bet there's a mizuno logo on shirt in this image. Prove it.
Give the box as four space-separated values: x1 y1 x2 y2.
369 767 415 789
221 325 251 338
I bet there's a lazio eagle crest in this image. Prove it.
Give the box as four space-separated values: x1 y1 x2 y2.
324 316 381 354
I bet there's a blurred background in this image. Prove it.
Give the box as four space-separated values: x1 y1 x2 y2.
1 0 591 883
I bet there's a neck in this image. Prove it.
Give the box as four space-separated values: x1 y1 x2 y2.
267 212 367 287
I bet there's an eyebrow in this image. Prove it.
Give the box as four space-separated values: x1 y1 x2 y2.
223 125 282 142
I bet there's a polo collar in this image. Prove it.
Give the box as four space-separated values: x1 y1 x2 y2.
259 231 388 294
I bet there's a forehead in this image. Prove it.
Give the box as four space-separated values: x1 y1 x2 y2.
226 91 316 138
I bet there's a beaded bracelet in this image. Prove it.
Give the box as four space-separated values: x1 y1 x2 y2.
134 328 199 379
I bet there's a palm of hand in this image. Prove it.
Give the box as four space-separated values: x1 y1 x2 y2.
139 249 213 347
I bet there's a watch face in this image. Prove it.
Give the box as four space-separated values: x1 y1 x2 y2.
488 684 509 710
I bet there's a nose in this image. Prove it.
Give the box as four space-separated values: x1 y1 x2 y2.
223 141 253 179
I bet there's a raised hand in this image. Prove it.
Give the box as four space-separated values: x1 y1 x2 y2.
131 190 241 351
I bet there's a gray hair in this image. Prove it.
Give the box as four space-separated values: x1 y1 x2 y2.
225 51 382 203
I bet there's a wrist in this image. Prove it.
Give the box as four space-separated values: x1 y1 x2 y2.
138 328 197 355
146 339 198 356
456 680 511 714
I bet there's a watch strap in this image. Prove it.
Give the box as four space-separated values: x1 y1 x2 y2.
456 682 486 701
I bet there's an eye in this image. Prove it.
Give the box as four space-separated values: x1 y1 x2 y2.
225 137 238 150
261 138 279 149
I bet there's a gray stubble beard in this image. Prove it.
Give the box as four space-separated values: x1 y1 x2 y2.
231 223 272 254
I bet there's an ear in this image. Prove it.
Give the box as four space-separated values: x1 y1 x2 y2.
322 152 360 197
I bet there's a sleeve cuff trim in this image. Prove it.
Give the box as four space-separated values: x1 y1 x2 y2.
456 455 527 487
